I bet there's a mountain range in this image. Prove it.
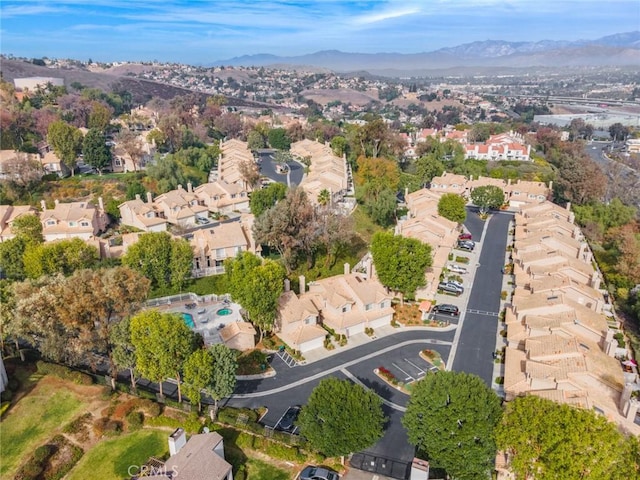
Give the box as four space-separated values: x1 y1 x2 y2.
213 31 640 77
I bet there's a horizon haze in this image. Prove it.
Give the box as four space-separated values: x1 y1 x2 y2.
1 0 640 64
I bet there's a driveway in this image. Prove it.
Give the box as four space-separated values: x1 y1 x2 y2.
256 149 304 186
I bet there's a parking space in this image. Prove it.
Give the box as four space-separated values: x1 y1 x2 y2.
373 348 433 384
274 405 300 434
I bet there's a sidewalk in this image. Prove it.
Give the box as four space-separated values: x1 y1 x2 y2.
300 322 457 364
491 217 515 397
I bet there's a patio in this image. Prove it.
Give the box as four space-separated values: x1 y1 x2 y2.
144 292 243 345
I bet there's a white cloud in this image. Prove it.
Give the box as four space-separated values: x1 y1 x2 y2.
352 6 422 26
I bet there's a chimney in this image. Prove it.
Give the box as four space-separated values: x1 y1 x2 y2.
565 201 571 211
187 182 193 193
168 428 187 456
40 200 46 211
284 279 290 292
410 458 430 480
177 184 183 191
366 256 373 279
147 192 153 204
135 194 141 201
98 196 104 213
299 275 306 294
344 263 350 275
507 178 511 185
591 271 601 290
548 180 553 191
54 199 59 205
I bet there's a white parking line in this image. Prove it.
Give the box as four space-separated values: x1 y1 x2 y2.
391 362 414 382
404 358 426 376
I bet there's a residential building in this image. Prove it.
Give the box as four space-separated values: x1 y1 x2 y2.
188 219 254 277
291 139 351 205
194 180 250 214
0 150 43 181
429 172 468 196
0 205 39 242
504 179 551 208
40 198 108 241
111 133 156 172
153 184 209 227
275 287 327 353
139 428 233 480
217 139 255 187
219 322 257 351
118 194 168 232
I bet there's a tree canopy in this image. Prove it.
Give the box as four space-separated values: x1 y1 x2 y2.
267 127 291 150
437 193 467 223
470 185 505 214
370 231 432 300
183 344 237 411
82 128 111 174
47 120 83 174
130 310 196 400
495 395 639 480
22 237 99 279
122 232 193 290
297 378 385 458
402 371 503 480
225 252 285 339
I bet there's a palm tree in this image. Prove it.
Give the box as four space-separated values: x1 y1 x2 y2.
318 189 331 207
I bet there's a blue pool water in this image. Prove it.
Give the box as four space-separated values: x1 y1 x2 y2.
216 308 232 316
182 313 195 328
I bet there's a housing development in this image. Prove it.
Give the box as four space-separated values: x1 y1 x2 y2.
1 29 640 480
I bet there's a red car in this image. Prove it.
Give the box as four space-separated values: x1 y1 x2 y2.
458 233 473 240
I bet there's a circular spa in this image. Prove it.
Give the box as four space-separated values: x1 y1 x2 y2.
216 308 232 316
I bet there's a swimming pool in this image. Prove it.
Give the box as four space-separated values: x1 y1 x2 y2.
216 308 232 316
182 312 195 328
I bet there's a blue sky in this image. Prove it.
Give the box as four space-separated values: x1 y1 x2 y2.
1 0 638 64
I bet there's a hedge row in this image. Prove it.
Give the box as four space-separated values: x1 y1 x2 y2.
35 361 93 385
14 435 83 480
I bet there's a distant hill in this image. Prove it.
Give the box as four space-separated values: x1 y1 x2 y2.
213 31 640 77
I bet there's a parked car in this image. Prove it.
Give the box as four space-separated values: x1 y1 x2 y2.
447 279 464 289
448 264 468 274
277 405 300 432
433 304 460 316
457 240 475 251
438 282 463 295
299 466 340 480
458 232 473 240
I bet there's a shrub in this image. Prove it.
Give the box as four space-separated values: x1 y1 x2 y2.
500 290 508 300
93 417 123 437
495 376 504 385
324 338 335 350
235 432 254 449
126 410 144 431
455 256 470 264
33 444 54 463
338 335 347 347
263 441 305 462
614 332 625 348
145 415 183 429
448 252 454 261
35 361 93 385
365 327 374 336
63 413 92 436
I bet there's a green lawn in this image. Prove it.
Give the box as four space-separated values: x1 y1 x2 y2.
352 204 383 243
0 375 84 477
67 429 168 480
245 457 290 480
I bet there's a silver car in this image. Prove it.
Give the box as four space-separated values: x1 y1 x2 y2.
299 466 339 480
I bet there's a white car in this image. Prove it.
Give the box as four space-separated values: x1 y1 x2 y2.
447 279 464 289
448 264 468 274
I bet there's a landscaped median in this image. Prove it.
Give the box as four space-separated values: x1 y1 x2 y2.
374 350 446 395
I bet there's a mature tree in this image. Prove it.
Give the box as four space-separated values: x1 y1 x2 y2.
170 238 195 291
415 154 445 185
88 101 113 131
0 152 44 200
253 187 316 272
330 135 348 157
364 188 398 227
23 238 99 279
238 159 261 189
82 128 111 174
607 223 640 283
130 310 196 400
268 128 291 150
370 231 432 300
470 185 505 215
115 129 144 171
247 129 266 150
554 155 607 205
250 182 287 216
355 156 400 199
47 120 83 175
110 316 138 390
183 344 237 412
225 253 285 340
403 371 502 479
0 237 28 280
609 122 630 142
316 210 354 268
496 395 638 480
573 198 637 240
122 232 192 290
438 193 467 223
297 378 385 459
12 213 44 244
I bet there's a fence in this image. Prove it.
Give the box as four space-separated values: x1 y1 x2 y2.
145 292 231 308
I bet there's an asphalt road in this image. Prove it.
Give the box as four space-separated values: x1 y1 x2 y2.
256 150 304 186
452 211 512 385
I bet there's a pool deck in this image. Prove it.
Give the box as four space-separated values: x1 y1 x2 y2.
148 298 243 345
